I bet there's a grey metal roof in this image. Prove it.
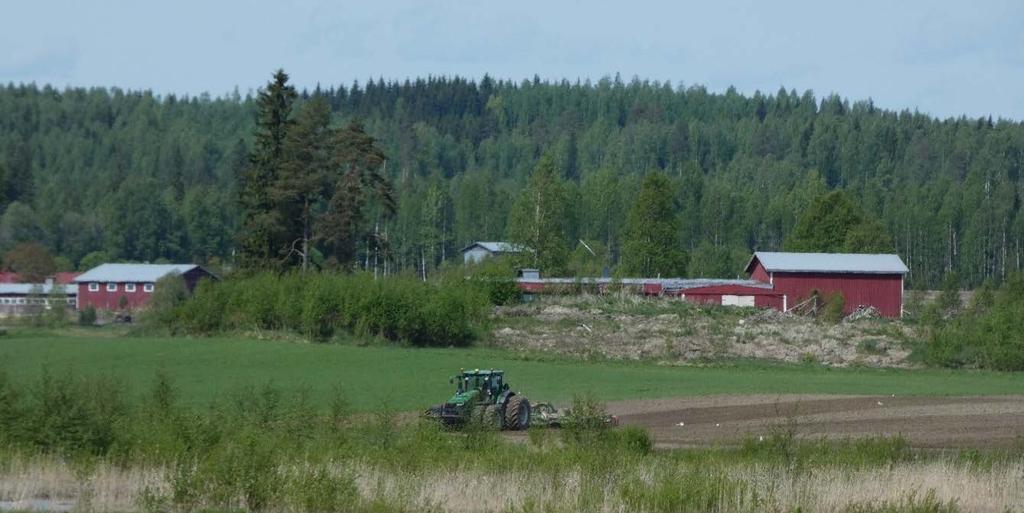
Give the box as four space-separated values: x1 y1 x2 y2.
0 284 76 295
747 252 909 275
513 277 772 289
660 278 775 291
461 242 531 253
74 263 199 283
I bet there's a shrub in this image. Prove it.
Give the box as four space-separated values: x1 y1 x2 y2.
612 425 653 456
78 305 97 326
857 339 887 355
285 466 359 513
175 278 226 334
938 272 961 312
619 466 742 513
821 292 845 324
144 272 191 326
43 284 70 328
26 370 127 456
0 371 24 446
170 272 489 347
968 279 995 313
921 273 1024 371
468 259 521 306
561 394 611 448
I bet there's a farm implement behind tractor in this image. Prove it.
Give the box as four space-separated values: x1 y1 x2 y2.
424 368 618 430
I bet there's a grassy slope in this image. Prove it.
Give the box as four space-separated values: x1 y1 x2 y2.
1 329 1021 411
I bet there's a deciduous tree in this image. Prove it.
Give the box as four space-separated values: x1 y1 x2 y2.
785 190 893 253
506 154 569 274
3 242 55 282
620 171 686 277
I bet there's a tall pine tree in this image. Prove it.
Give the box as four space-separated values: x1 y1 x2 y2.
319 121 394 268
272 95 333 271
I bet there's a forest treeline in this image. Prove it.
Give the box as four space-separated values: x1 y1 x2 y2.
1 75 1022 288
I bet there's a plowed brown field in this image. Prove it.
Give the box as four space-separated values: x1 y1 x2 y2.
606 395 1024 449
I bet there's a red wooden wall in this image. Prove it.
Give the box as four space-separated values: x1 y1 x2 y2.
677 284 785 310
77 268 213 311
748 260 903 317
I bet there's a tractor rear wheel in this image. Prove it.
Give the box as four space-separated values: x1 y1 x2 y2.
504 395 531 430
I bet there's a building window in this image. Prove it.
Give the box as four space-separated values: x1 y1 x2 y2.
107 283 117 292
89 282 100 292
125 283 137 293
16 298 25 305
144 283 154 293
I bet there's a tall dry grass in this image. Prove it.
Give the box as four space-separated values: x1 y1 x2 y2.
1 457 1020 513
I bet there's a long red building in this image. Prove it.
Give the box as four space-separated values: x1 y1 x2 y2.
515 251 909 318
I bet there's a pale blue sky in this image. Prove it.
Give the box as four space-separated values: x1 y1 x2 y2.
3 0 1022 120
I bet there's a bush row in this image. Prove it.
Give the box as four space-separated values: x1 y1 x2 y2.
921 273 1024 371
166 272 491 346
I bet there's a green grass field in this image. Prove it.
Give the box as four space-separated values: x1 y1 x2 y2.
1 328 1021 411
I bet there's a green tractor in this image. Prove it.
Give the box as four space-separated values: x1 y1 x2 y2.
425 369 531 430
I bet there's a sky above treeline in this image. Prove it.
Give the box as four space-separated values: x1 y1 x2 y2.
3 0 1022 121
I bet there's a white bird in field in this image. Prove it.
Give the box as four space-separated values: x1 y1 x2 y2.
876 401 884 406
676 422 685 427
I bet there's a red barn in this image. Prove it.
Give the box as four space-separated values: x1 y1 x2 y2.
745 252 908 318
73 263 215 311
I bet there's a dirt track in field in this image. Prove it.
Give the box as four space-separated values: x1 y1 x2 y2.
604 395 1024 449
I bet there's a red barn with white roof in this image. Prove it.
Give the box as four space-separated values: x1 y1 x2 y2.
73 263 215 311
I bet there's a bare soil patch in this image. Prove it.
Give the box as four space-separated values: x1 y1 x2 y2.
606 394 1024 449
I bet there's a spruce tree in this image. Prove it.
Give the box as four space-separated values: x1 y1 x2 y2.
237 70 296 271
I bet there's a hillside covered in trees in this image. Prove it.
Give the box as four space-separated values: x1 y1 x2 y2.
1 75 1022 288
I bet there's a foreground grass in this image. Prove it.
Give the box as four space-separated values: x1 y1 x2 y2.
0 367 1021 513
0 329 1021 411
6 450 1016 513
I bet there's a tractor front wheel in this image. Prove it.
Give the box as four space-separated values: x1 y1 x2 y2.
504 395 531 430
478 404 503 430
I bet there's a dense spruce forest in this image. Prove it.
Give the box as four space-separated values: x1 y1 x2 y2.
1 75 1023 288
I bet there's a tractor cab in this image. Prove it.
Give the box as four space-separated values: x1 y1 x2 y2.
450 369 508 404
